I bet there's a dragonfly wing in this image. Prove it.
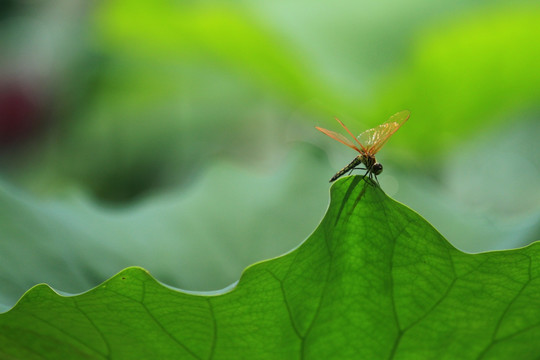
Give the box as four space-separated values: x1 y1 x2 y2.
357 110 410 155
333 117 366 152
316 127 361 153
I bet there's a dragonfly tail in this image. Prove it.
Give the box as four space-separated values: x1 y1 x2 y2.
329 156 363 182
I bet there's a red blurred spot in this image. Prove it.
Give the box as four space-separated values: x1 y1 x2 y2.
0 79 46 145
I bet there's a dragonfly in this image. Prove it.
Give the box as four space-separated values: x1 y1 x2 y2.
316 110 410 183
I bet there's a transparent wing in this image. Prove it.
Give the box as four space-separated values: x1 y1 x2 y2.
316 126 362 153
357 110 410 155
333 117 366 152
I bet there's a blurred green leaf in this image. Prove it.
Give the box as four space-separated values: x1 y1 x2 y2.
2 176 540 359
0 146 330 310
390 116 540 252
373 6 540 155
8 1 538 205
94 0 338 104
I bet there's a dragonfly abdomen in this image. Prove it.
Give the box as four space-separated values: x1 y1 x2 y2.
329 156 363 182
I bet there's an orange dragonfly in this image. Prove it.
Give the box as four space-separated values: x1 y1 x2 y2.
316 110 410 183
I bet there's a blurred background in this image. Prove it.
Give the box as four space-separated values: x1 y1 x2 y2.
0 0 539 309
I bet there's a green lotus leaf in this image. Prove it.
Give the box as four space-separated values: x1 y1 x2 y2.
1 176 539 359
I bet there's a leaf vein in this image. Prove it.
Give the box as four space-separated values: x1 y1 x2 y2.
140 281 202 360
73 298 111 359
477 255 534 359
206 298 217 360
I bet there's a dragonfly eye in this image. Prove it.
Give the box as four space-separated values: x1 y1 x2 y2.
372 163 383 175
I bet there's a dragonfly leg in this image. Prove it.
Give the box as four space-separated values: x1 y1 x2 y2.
348 167 366 176
361 168 370 180
361 169 379 186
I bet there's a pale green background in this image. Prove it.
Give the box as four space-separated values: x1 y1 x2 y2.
0 0 539 310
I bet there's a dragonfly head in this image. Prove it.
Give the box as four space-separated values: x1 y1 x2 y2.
372 162 383 176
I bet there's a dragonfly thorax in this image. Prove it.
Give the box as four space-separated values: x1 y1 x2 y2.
361 155 383 175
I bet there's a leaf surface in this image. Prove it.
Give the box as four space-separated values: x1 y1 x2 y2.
1 176 539 359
